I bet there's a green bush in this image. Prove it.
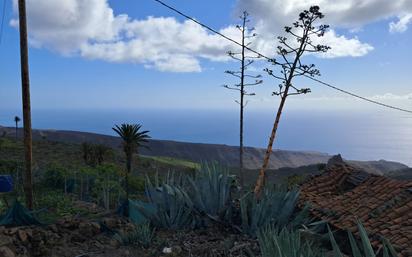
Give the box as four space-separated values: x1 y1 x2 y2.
42 163 69 190
128 175 145 194
35 191 81 218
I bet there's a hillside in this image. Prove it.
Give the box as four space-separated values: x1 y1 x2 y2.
0 126 409 175
0 126 330 169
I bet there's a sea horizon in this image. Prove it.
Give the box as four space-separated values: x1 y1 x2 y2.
1 108 412 166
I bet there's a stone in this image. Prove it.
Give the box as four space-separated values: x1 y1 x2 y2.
109 239 120 249
0 234 13 247
0 246 15 257
102 218 117 229
49 224 58 233
17 230 28 242
162 247 173 254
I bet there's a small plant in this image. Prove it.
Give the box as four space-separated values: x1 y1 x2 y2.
240 186 307 236
113 222 156 248
138 175 194 229
187 163 235 224
257 226 322 257
328 221 398 257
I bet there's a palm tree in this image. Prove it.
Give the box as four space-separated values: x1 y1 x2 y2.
112 123 150 216
14 116 20 140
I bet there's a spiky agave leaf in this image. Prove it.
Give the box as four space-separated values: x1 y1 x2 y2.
187 163 235 224
139 175 194 229
348 231 362 257
327 224 344 257
327 221 398 257
240 186 304 236
257 225 322 257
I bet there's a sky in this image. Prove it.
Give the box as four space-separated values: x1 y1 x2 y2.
0 0 412 112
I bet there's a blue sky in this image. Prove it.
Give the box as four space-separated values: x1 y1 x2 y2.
1 0 412 112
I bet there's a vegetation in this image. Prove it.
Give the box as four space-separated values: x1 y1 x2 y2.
113 222 156 248
240 187 307 236
14 116 20 140
328 222 398 257
1 4 402 257
187 163 234 224
223 11 262 189
257 226 321 257
113 123 151 216
255 6 330 197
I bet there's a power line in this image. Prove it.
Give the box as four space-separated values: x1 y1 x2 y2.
0 0 7 44
152 0 272 60
151 0 412 114
305 75 412 114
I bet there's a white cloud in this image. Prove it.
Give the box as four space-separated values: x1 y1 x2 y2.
236 0 412 29
389 13 412 33
12 0 411 72
236 0 412 57
11 0 238 72
316 30 374 58
370 93 412 100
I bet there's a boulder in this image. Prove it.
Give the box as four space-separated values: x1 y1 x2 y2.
0 246 15 257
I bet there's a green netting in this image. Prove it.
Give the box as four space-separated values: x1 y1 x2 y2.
0 200 42 227
129 200 156 225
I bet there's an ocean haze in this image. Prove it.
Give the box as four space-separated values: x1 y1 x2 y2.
1 108 411 166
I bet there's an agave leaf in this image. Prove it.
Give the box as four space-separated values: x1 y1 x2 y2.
357 221 375 257
327 224 344 257
382 238 398 257
348 231 363 257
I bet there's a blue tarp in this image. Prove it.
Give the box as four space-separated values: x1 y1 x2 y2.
0 175 13 193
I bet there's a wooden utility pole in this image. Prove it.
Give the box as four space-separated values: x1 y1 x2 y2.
18 0 33 209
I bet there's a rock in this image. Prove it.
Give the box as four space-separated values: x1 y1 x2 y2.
48 224 58 233
17 230 28 242
0 246 15 257
102 218 117 229
162 247 173 254
7 228 17 236
90 222 101 234
326 154 345 168
0 234 13 247
109 239 120 249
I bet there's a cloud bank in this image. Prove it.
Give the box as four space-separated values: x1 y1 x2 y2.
11 0 411 72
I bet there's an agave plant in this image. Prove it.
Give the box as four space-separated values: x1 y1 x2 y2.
240 186 308 236
113 222 155 248
137 175 194 230
257 226 323 257
328 222 398 257
187 163 235 224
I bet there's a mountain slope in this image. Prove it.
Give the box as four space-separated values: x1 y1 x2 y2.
0 126 408 173
0 126 329 169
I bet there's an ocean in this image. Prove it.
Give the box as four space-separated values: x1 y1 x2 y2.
1 108 412 166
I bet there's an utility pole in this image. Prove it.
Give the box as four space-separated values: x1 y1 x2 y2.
18 0 33 209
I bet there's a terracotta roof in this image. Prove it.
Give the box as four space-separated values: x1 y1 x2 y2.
300 162 412 257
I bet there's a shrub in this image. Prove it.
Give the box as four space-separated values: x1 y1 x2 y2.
113 222 155 248
328 222 398 257
187 163 235 224
240 186 308 236
139 175 194 229
257 226 322 257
